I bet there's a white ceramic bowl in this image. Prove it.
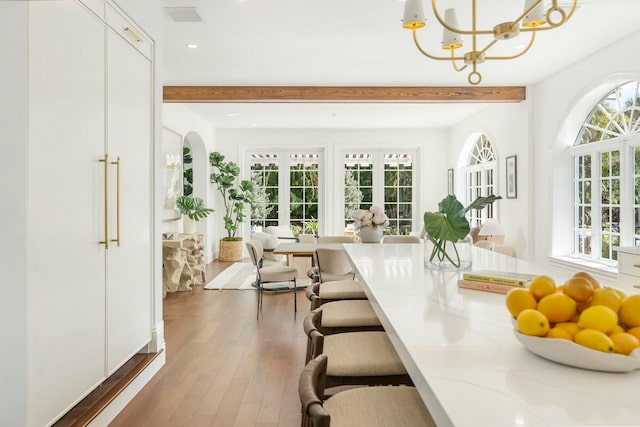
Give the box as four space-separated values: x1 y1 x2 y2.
513 329 640 372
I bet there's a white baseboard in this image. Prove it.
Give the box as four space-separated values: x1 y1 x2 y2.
148 321 165 353
86 352 165 427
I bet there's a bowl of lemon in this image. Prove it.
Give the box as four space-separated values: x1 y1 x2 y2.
506 272 640 372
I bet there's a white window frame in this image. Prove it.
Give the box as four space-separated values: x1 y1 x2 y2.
570 80 640 263
462 135 498 227
340 149 419 235
247 148 324 234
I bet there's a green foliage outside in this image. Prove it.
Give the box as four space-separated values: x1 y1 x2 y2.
183 146 193 197
344 170 363 221
250 171 274 225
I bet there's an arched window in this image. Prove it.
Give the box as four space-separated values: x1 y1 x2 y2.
571 81 640 263
463 134 497 227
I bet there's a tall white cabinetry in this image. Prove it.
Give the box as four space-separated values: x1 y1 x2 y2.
26 1 153 425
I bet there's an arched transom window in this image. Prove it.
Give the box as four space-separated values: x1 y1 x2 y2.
571 81 640 263
464 134 497 227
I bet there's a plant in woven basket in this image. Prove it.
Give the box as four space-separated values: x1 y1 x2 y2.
209 151 253 240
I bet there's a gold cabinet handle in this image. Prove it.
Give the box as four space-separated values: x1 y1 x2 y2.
633 263 640 268
111 157 121 246
99 154 109 249
123 26 142 43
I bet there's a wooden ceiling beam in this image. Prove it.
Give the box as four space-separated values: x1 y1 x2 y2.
163 86 526 103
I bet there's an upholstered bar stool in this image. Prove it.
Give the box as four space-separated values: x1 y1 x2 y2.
302 314 413 390
299 355 435 427
305 279 367 310
306 300 382 335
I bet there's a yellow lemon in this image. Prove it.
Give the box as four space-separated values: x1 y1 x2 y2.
609 332 640 355
529 275 556 301
619 295 640 328
546 327 573 341
554 322 580 338
577 305 619 333
609 324 625 335
517 309 550 337
506 288 537 318
575 329 614 353
627 326 640 341
589 287 623 313
572 271 601 289
537 293 577 323
562 276 594 302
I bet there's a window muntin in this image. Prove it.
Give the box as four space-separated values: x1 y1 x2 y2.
290 154 319 233
384 154 414 235
571 81 640 262
249 151 322 235
464 135 497 227
250 154 279 230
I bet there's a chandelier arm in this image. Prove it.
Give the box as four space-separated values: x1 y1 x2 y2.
431 0 493 36
412 28 463 61
450 49 468 72
485 32 536 60
477 39 499 58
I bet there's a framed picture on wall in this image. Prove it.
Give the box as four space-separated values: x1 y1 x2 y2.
506 155 517 199
447 168 454 195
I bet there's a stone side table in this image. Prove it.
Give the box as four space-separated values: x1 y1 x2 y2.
162 233 205 297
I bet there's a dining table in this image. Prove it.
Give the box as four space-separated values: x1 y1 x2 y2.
273 242 347 266
343 243 640 427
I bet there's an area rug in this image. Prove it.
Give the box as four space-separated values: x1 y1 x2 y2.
204 261 312 290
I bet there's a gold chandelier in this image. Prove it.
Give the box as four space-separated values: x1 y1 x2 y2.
402 0 577 85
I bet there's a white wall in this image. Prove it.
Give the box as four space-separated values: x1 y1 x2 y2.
532 30 640 280
162 104 218 261
447 102 531 259
0 3 28 425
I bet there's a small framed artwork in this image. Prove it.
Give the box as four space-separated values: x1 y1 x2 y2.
506 155 517 199
447 168 454 195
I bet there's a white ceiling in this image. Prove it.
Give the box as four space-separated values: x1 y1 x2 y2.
162 0 640 129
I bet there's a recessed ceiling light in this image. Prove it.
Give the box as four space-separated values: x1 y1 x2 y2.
186 43 198 49
225 113 240 117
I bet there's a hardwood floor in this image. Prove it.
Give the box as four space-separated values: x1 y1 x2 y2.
109 261 309 427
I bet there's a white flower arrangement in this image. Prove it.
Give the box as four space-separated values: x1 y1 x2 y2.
352 206 390 230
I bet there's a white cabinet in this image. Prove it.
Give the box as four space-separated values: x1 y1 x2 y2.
617 247 640 295
26 1 153 425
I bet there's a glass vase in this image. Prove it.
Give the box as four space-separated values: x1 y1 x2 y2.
424 234 472 270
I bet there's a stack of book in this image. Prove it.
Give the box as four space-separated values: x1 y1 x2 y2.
457 270 537 294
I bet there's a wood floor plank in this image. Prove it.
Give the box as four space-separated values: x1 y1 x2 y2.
109 262 309 427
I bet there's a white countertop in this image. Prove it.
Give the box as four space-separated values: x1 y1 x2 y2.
344 244 640 427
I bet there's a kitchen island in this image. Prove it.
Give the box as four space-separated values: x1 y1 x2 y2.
344 243 640 427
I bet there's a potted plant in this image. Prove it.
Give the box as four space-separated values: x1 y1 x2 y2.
176 196 213 234
352 206 389 243
424 194 501 269
210 151 253 261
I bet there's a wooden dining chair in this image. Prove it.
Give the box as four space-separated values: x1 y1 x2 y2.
299 355 435 427
246 239 299 320
381 235 421 244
